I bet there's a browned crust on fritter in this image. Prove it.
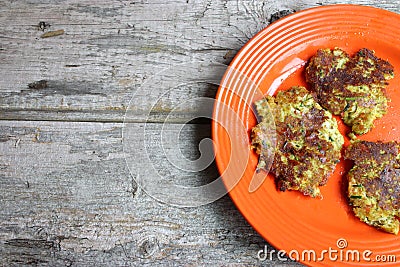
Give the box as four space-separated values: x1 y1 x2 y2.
252 86 343 197
305 48 394 135
345 141 400 211
306 48 394 114
273 106 334 191
345 141 400 234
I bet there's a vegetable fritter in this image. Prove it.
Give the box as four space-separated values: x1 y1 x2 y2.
306 48 394 135
345 141 400 235
252 86 344 198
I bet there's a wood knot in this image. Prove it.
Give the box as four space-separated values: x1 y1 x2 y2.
269 10 296 24
28 80 48 90
136 235 159 258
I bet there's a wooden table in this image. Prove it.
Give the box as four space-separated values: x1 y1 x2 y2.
0 1 397 266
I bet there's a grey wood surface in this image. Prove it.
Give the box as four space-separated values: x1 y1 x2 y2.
1 0 399 266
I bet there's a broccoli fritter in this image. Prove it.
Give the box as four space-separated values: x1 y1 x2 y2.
345 141 400 235
306 48 394 135
252 86 344 198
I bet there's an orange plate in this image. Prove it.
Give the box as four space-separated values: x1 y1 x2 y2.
212 4 400 267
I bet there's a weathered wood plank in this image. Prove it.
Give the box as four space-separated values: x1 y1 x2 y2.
2 0 396 122
0 120 301 266
2 1 400 266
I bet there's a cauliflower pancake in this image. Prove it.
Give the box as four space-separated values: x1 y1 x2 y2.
305 48 394 135
252 86 344 198
345 141 400 234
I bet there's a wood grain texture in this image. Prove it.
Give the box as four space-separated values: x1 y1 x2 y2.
2 0 400 266
2 0 391 122
0 120 299 266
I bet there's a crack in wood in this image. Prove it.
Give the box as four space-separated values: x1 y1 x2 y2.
5 238 56 250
